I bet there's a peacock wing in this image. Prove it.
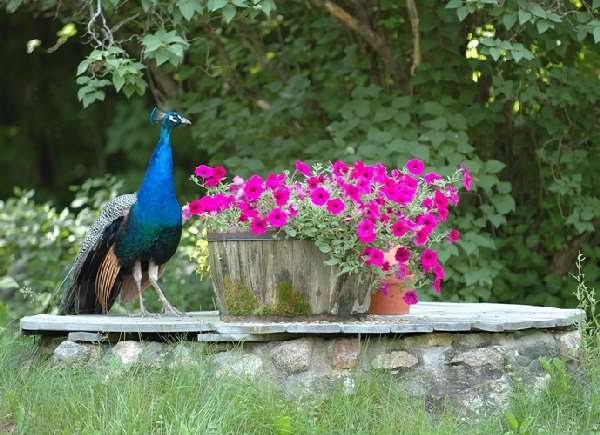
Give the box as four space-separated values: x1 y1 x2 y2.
58 194 136 314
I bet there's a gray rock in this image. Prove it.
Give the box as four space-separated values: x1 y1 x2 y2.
448 347 504 370
330 338 359 369
53 340 94 366
215 351 263 378
371 351 418 369
453 376 513 415
112 341 143 365
270 339 312 374
555 330 581 359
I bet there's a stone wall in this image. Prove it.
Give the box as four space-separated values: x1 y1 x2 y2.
50 328 581 415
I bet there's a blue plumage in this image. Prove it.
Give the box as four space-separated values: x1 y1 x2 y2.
59 109 191 316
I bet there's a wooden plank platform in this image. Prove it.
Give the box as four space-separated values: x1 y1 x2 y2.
20 303 584 341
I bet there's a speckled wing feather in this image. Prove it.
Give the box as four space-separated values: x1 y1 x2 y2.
58 193 136 314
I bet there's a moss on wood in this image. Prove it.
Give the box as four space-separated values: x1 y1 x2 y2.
258 281 311 316
223 276 259 315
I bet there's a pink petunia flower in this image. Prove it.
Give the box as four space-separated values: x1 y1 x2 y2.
357 231 376 244
424 172 442 184
244 175 264 201
406 159 425 175
326 198 345 215
357 219 375 234
182 204 191 221
265 173 286 190
295 160 312 177
447 228 460 243
332 160 350 176
310 187 330 206
379 281 390 296
402 290 418 305
194 164 215 179
395 247 410 263
391 221 408 237
250 217 268 234
367 248 383 267
420 248 439 272
461 162 472 191
273 187 291 206
268 208 288 228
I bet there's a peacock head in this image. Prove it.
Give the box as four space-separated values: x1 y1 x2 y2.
149 107 192 129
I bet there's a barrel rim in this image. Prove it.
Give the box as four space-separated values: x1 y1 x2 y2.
207 231 291 242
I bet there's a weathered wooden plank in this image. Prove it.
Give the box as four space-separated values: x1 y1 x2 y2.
20 303 584 337
20 314 216 333
341 323 392 334
285 323 342 334
197 333 291 342
215 323 287 334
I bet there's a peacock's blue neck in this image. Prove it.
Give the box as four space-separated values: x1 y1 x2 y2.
136 125 179 217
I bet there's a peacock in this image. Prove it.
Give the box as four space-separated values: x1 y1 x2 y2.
58 108 191 316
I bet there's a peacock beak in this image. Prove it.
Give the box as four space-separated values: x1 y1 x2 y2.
181 117 192 126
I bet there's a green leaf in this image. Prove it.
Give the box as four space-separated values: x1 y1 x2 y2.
208 0 227 12
594 0 600 9
528 3 547 18
177 0 203 20
594 26 600 44
518 10 532 25
76 60 89 76
222 4 236 23
457 6 469 21
445 0 462 8
491 194 516 214
261 0 276 15
112 74 125 92
485 160 506 173
503 14 517 30
489 47 502 61
536 20 551 34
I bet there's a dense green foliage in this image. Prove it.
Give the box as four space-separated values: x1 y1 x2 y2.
1 0 599 308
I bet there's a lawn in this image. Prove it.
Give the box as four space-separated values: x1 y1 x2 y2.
1 326 599 435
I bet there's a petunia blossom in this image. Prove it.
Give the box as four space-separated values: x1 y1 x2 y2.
402 290 419 305
244 175 264 201
406 159 425 175
194 164 215 179
295 160 312 177
268 207 288 228
250 217 268 234
461 162 472 191
420 248 439 272
395 247 410 263
326 198 345 215
273 187 291 206
447 228 460 243
310 187 330 206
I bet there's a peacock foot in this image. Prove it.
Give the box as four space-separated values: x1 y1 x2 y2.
161 303 183 317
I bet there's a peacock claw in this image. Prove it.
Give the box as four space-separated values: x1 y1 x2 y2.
161 305 183 317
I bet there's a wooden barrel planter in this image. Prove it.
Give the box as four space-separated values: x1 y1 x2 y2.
207 233 377 319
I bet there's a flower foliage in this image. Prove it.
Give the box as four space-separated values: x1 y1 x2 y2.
188 159 468 303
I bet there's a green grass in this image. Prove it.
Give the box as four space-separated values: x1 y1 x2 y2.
1 329 600 434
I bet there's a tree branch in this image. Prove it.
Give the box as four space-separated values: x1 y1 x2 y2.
310 0 405 85
405 0 421 77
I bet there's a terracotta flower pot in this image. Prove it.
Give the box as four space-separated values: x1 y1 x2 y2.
368 281 411 315
368 247 412 315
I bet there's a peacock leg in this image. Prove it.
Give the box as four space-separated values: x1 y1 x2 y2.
148 261 182 316
133 261 149 317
